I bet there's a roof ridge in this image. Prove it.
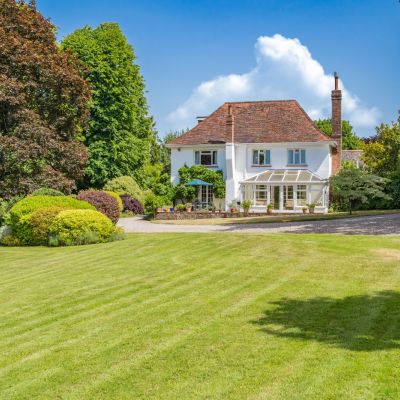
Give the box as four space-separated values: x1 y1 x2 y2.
225 100 297 105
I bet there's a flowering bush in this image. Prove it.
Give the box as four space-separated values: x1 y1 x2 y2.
120 194 144 214
77 190 119 224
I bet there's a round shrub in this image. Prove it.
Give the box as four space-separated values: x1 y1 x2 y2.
28 207 67 245
104 176 145 204
9 196 95 244
104 191 123 212
120 194 144 214
49 209 120 246
31 188 64 197
77 190 119 224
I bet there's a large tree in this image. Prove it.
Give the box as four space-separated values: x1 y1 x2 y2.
0 0 91 199
62 23 155 188
314 119 363 150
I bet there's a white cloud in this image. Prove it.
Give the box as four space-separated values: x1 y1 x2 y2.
166 34 380 136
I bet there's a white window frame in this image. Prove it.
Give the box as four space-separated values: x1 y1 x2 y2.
288 149 306 166
252 149 271 166
195 150 218 166
296 184 307 206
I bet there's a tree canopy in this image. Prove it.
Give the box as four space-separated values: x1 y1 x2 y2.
314 119 363 150
330 168 389 214
62 23 155 188
0 0 91 199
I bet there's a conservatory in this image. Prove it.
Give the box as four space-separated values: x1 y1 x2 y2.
239 169 329 213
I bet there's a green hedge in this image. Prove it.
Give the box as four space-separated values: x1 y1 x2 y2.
49 209 121 246
9 196 95 245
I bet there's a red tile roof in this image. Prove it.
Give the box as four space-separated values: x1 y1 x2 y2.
168 101 332 145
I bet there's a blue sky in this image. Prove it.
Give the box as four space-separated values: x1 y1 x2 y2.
37 0 399 137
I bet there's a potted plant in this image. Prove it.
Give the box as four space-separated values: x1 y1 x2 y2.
242 199 252 216
176 204 186 212
267 204 274 215
185 203 192 212
302 206 309 214
307 203 316 214
229 201 238 213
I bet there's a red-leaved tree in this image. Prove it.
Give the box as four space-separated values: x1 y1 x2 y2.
0 0 91 199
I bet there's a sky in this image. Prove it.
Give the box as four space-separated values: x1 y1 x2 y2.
37 0 400 138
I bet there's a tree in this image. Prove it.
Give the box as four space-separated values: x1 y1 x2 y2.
174 165 225 203
62 23 155 188
314 119 363 150
330 169 390 214
0 0 90 199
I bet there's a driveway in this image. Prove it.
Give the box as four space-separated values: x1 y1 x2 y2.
118 214 400 235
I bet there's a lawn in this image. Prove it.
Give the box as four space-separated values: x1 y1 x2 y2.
1 233 400 399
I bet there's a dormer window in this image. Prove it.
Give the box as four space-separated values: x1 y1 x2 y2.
252 150 271 166
288 149 306 165
195 150 218 166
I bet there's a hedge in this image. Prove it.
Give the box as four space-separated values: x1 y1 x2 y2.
120 194 144 214
49 209 121 246
104 191 123 212
77 190 120 224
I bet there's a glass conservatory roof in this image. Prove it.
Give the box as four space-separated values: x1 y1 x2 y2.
241 169 325 184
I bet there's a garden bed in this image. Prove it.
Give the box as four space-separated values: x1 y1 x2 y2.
156 211 273 220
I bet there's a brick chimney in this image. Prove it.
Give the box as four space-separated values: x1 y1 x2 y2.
331 72 342 174
226 104 234 143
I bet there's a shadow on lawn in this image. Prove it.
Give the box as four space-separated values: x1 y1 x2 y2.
251 290 400 351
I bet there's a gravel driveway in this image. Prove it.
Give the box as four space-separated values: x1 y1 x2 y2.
118 214 400 235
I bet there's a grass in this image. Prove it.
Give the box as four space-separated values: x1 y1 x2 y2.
154 209 400 225
1 233 400 399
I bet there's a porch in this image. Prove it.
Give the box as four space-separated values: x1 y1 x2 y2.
240 169 329 213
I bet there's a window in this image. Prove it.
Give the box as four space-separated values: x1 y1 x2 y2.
288 149 306 165
195 150 218 166
255 184 268 205
297 184 307 206
201 185 213 205
252 150 271 166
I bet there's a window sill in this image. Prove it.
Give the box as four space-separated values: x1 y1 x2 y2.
287 164 308 167
251 164 272 167
196 164 219 168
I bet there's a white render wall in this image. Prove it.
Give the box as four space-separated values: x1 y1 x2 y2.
170 142 332 209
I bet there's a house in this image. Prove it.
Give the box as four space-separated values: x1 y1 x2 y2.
167 74 343 213
342 150 364 168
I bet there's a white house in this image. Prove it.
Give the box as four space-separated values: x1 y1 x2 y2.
167 74 343 213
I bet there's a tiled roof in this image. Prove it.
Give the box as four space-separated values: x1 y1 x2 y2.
342 150 363 162
168 101 332 145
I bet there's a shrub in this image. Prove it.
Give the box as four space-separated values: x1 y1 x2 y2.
77 190 120 224
104 191 123 212
9 196 95 244
175 204 186 212
104 176 145 204
144 194 167 216
31 188 64 196
49 209 121 246
120 194 144 214
28 207 67 245
242 200 252 210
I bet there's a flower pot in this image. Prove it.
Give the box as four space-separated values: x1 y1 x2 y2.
231 208 237 213
186 207 192 213
267 208 273 215
309 208 315 214
302 208 309 214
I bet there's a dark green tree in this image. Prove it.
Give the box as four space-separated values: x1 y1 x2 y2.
62 23 155 188
330 169 389 214
314 119 363 150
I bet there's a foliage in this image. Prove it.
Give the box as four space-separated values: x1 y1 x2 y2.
175 204 186 212
9 195 95 244
77 190 120 224
314 119 364 150
0 0 90 199
31 188 65 197
156 130 187 171
174 165 225 202
28 206 67 245
104 176 145 204
49 209 120 246
144 193 167 216
120 194 144 214
104 191 123 212
62 23 155 188
142 163 174 201
330 169 390 214
242 199 252 210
